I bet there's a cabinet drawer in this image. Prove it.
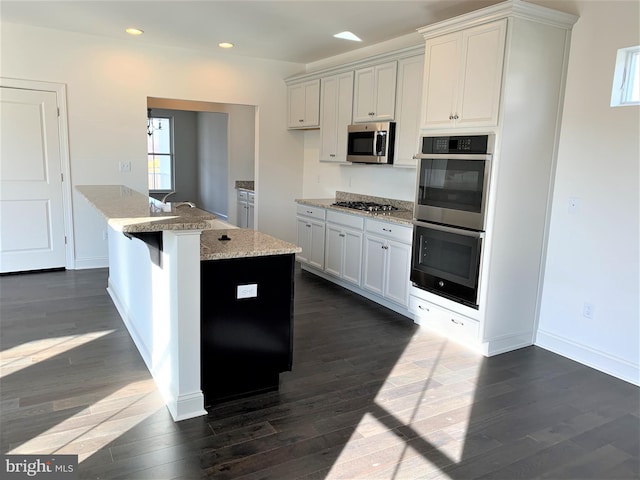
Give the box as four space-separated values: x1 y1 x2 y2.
326 210 364 230
409 295 479 341
296 204 326 220
238 190 248 200
365 219 412 243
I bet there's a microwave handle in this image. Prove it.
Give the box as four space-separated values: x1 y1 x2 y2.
412 220 485 239
374 131 387 156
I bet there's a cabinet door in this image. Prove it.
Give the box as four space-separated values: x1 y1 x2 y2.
384 240 412 306
308 220 326 269
372 61 397 121
457 19 506 128
363 235 386 296
320 72 354 162
237 201 248 228
324 224 344 277
247 201 255 229
421 32 460 129
353 62 397 122
296 216 312 264
343 228 363 286
288 80 320 128
394 55 424 167
353 67 376 122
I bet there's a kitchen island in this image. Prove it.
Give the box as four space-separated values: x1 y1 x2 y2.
76 185 300 420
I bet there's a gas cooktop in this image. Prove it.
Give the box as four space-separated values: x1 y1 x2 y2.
332 201 399 212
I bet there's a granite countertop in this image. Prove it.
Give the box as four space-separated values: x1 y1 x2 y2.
76 185 218 233
235 180 255 191
200 228 301 261
296 191 414 227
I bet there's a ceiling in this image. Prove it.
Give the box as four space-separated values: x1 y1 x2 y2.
0 0 541 64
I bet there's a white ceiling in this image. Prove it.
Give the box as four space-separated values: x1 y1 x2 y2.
0 0 512 64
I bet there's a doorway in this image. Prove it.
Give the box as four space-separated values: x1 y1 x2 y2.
0 79 74 273
146 98 256 226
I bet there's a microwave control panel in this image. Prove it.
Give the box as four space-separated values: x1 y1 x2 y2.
421 135 490 155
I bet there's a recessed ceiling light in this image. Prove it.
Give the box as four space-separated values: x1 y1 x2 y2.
333 31 362 42
125 27 144 36
218 42 234 49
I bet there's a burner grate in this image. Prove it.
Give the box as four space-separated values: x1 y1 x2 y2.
332 201 399 212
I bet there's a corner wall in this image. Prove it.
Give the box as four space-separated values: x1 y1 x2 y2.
537 0 639 385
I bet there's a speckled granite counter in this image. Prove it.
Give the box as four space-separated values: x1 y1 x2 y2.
200 228 300 260
77 185 217 233
295 191 414 226
235 180 255 191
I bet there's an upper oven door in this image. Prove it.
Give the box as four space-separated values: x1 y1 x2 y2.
414 153 491 231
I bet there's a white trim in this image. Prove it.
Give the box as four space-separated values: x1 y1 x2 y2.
536 330 640 386
0 77 76 270
74 256 109 269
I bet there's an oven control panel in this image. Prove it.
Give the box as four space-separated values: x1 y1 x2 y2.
421 135 490 155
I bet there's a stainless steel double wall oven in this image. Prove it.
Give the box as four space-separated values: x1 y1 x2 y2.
411 134 494 309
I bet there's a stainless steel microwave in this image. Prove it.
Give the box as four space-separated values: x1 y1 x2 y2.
347 122 395 164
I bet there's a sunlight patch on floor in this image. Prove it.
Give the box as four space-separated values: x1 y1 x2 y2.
8 380 164 462
326 330 483 478
0 330 116 378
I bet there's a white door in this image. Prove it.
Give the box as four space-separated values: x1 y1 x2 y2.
0 87 66 273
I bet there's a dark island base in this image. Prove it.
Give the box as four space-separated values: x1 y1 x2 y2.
200 254 295 406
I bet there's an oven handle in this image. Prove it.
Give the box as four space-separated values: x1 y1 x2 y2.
412 220 485 239
413 153 492 161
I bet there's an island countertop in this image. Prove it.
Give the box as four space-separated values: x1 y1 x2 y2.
200 228 301 261
76 185 218 233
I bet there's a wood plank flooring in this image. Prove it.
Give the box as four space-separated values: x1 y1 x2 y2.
1 266 638 479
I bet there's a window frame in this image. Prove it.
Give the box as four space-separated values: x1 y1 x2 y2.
611 45 640 107
147 115 175 193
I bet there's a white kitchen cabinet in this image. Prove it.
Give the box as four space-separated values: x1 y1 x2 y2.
319 72 354 162
236 190 254 229
287 79 320 129
421 19 506 129
362 219 412 307
295 205 326 269
393 54 425 167
324 210 363 286
353 61 397 123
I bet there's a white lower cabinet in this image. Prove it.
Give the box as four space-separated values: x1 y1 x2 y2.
237 190 255 229
296 205 326 269
362 219 412 307
324 211 363 286
409 294 479 342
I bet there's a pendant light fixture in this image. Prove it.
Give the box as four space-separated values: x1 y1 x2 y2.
147 108 162 136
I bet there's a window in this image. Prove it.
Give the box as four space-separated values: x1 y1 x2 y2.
147 116 173 191
611 45 640 107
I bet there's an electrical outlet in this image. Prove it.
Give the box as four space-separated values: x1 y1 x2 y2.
568 196 580 214
102 229 108 241
583 302 595 319
237 284 258 299
119 160 131 173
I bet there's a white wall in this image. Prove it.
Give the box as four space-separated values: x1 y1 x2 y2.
537 0 639 385
0 22 304 267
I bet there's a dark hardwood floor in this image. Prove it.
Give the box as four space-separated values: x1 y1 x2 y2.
1 266 638 479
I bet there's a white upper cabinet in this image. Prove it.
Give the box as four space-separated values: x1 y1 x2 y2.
421 19 506 129
287 79 320 129
319 72 354 162
353 61 398 123
393 54 425 167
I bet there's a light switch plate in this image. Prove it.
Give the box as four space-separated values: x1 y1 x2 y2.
237 283 258 299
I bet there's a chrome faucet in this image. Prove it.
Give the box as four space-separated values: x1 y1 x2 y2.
161 191 175 203
175 201 196 208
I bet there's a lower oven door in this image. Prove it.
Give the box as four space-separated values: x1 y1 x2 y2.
410 220 483 309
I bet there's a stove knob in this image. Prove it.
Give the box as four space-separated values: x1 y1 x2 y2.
438 280 445 287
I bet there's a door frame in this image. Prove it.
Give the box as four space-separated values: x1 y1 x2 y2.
1 77 75 269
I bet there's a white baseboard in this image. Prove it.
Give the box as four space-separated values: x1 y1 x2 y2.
536 329 639 386
74 256 108 269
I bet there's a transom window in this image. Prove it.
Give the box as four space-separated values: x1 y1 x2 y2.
611 45 640 107
147 115 174 191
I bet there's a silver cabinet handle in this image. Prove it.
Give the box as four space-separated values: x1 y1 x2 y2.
418 305 429 311
306 210 313 214
369 112 375 116
298 119 304 122
382 228 392 232
330 154 336 157
450 318 464 326
454 114 459 120
339 233 345 237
